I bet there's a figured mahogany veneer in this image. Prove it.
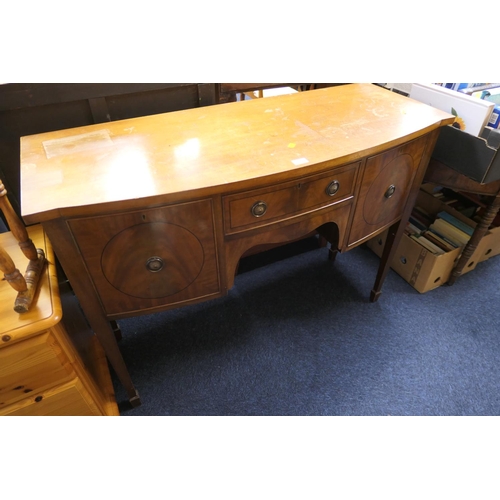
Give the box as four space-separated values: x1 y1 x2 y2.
20 84 454 406
68 199 220 315
347 135 429 246
223 161 359 235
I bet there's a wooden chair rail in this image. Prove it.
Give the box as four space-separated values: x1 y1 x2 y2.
0 179 45 312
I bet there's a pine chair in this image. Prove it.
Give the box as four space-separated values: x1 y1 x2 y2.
0 179 45 313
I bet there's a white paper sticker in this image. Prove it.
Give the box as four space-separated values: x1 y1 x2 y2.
291 157 309 166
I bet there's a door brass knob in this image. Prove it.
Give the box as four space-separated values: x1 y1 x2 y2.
251 201 268 217
384 185 396 198
146 256 165 272
326 180 340 196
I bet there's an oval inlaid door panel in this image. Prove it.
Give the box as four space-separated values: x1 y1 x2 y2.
68 199 220 315
101 222 204 299
348 135 428 246
362 153 413 226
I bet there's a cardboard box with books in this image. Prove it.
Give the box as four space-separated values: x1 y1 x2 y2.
425 184 500 264
366 187 496 293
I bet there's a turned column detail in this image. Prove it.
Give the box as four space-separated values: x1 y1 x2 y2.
0 179 46 312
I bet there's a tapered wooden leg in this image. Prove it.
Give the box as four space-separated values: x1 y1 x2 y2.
370 220 403 302
448 194 500 286
317 224 339 262
95 323 141 406
110 320 123 341
318 234 338 261
42 218 141 407
328 247 338 262
87 314 141 407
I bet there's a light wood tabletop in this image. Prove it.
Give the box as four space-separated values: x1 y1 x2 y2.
21 83 453 223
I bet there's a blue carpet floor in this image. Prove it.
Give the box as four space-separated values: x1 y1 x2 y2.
111 238 500 416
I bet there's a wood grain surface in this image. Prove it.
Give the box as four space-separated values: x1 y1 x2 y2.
21 84 454 224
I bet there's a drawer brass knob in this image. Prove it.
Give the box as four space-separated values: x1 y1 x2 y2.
326 180 340 196
251 201 268 217
384 185 396 198
145 256 165 273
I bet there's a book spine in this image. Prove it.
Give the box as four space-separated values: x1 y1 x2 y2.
410 234 444 255
423 231 455 252
429 222 464 247
427 228 459 248
436 211 474 236
432 219 470 245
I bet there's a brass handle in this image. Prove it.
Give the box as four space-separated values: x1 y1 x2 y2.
146 256 164 272
384 185 396 198
326 180 340 196
251 201 267 217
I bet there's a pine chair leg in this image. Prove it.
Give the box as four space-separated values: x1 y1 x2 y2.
1 179 47 313
14 249 46 313
0 245 27 292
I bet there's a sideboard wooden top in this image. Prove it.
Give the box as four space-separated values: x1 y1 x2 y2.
20 83 454 223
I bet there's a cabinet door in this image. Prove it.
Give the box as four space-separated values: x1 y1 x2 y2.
68 199 220 316
347 136 428 247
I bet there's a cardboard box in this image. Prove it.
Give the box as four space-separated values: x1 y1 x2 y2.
367 229 475 293
431 125 500 183
366 189 491 293
476 224 500 262
419 183 500 264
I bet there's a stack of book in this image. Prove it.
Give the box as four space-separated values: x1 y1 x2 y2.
404 205 475 255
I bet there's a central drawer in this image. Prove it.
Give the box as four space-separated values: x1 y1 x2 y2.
223 162 359 235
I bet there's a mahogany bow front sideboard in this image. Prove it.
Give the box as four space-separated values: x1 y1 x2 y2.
20 84 454 406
